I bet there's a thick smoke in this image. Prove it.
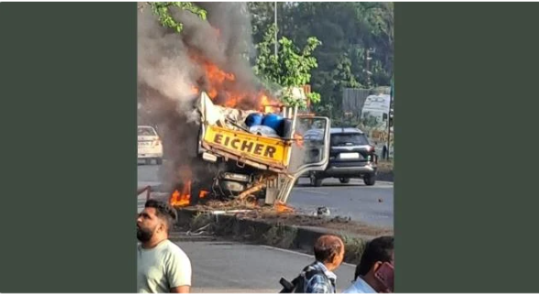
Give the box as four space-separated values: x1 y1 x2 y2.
137 3 262 191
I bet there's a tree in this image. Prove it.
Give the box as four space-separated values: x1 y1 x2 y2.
247 2 277 45
271 2 394 117
149 2 207 33
254 25 322 108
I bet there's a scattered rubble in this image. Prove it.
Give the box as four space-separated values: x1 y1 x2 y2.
148 190 392 237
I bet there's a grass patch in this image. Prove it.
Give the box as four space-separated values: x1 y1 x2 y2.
263 224 298 249
176 209 380 266
342 235 367 264
210 215 236 236
378 160 394 172
190 212 213 231
377 160 394 181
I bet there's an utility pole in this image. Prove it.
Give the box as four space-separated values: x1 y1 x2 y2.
387 79 394 160
365 49 373 89
274 1 278 57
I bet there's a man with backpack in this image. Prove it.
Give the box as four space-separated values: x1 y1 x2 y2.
280 235 345 293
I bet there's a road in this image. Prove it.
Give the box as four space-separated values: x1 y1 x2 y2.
138 164 393 228
293 178 393 228
171 234 357 293
137 166 386 293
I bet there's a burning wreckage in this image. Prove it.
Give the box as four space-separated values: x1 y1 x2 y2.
168 90 332 210
136 2 332 212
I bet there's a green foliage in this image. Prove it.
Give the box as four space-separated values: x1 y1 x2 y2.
150 2 207 33
254 24 322 108
247 2 277 44
248 2 393 119
146 2 394 119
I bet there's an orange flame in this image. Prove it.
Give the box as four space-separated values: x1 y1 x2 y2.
189 51 280 112
275 202 294 213
168 165 210 208
260 94 270 106
169 166 193 207
203 62 236 85
169 182 209 207
169 182 191 207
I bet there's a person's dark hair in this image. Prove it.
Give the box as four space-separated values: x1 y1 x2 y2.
145 199 178 231
313 235 344 263
354 236 394 279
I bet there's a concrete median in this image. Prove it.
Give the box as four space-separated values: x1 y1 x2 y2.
174 207 392 265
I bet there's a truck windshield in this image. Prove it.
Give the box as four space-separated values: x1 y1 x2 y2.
331 133 369 146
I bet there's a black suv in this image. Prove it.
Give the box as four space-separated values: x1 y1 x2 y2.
309 127 378 187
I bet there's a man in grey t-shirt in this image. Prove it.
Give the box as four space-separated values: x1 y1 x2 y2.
137 199 192 293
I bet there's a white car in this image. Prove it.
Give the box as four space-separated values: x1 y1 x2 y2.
138 125 163 165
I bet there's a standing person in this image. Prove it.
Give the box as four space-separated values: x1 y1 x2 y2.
137 199 192 293
342 236 394 294
284 235 345 293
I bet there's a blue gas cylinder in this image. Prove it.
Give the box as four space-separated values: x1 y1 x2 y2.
245 113 263 127
262 113 284 135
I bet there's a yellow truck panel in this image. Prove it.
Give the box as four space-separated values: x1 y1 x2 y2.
203 125 291 168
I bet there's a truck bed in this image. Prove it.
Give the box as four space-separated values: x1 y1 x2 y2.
201 125 292 172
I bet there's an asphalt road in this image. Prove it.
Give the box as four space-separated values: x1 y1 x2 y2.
138 164 393 228
172 234 357 293
293 178 393 228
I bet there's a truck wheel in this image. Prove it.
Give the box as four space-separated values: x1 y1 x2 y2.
363 174 376 186
311 176 323 187
156 158 163 165
339 178 350 184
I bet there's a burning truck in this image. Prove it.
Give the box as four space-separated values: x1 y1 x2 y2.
168 89 332 208
136 3 332 209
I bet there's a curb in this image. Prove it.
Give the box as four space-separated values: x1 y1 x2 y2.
174 208 390 265
377 171 394 182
